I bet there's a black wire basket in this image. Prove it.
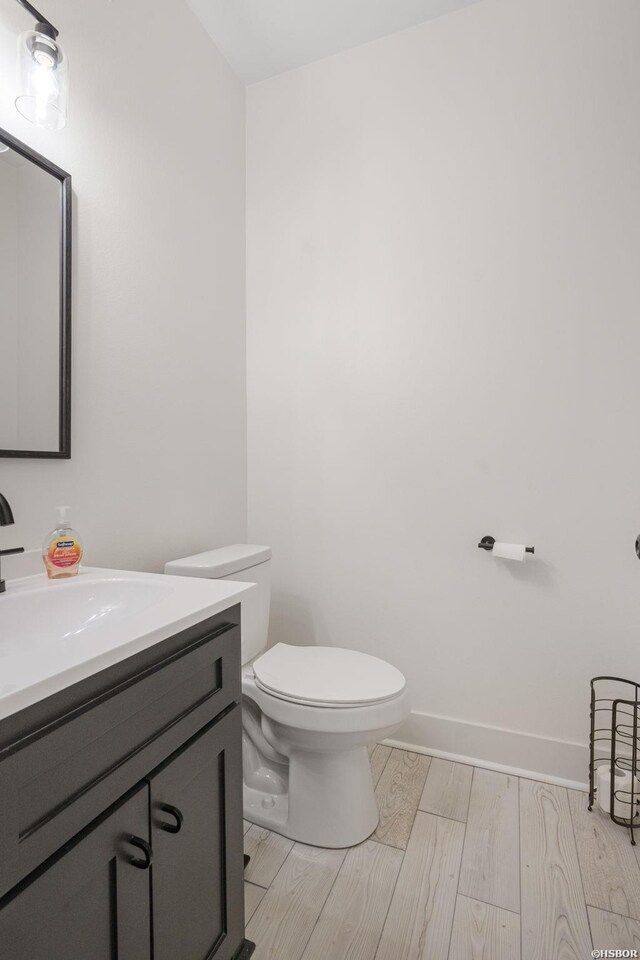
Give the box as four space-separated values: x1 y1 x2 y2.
589 676 640 844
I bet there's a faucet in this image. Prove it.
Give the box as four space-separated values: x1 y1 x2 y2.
0 493 25 594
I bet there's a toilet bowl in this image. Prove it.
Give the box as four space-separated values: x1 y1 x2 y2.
165 545 410 848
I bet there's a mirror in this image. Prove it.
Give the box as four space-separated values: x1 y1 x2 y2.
0 127 71 458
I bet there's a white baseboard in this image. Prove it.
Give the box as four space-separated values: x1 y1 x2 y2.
384 710 589 792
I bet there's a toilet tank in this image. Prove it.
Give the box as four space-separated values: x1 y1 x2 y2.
165 545 271 665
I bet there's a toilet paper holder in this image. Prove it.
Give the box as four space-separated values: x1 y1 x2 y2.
478 535 535 555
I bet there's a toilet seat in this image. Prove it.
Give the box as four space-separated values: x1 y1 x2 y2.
253 643 406 708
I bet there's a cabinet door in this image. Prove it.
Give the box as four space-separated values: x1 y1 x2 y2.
0 784 151 960
149 707 244 960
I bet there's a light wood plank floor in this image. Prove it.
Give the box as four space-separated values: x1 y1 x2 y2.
244 746 640 960
458 768 520 914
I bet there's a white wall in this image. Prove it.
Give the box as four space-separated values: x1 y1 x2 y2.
247 0 640 781
0 0 247 571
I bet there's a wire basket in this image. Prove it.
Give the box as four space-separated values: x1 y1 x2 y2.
589 676 640 844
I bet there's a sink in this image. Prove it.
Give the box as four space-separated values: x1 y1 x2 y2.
0 577 171 652
0 563 254 720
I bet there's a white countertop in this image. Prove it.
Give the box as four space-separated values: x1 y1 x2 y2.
0 564 254 722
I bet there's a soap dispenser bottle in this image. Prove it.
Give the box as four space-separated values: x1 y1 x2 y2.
43 506 83 579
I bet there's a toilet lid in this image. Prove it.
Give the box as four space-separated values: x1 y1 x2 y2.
253 643 406 708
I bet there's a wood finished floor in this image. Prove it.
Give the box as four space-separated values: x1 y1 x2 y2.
243 746 640 960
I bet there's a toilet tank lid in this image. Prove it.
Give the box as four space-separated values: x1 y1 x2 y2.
165 544 271 578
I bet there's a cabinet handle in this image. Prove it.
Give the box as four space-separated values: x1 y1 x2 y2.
128 835 153 869
157 803 184 834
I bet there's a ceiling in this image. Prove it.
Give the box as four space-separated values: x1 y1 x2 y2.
185 0 483 84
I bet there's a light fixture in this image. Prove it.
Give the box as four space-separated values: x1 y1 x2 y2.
13 1 68 130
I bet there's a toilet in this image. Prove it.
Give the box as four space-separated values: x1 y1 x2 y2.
165 545 410 848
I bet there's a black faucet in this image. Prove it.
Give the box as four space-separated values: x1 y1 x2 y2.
0 493 25 594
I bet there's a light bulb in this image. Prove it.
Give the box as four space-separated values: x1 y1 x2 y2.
31 32 58 68
34 50 55 67
32 56 58 125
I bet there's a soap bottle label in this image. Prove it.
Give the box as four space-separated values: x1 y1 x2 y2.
47 538 83 569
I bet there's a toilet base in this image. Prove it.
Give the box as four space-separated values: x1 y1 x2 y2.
243 745 379 848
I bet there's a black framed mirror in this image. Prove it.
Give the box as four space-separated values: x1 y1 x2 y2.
0 126 71 458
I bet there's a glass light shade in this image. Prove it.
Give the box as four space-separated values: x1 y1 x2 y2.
15 29 68 131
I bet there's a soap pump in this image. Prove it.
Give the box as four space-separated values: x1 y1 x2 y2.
43 506 83 579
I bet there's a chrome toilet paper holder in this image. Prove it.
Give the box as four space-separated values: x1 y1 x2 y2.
478 535 535 555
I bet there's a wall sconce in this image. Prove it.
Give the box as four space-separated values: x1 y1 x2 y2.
13 0 68 130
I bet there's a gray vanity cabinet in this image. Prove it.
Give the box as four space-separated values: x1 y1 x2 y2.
0 785 152 960
149 711 244 960
0 607 252 960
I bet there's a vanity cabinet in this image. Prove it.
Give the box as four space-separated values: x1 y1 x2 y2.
0 785 151 960
0 606 252 960
150 711 242 960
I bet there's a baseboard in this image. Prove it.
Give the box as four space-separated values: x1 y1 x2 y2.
384 710 589 792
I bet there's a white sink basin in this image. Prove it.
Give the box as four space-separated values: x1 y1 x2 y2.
0 577 171 652
0 565 254 720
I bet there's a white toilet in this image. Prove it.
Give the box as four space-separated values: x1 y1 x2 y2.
165 545 410 848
